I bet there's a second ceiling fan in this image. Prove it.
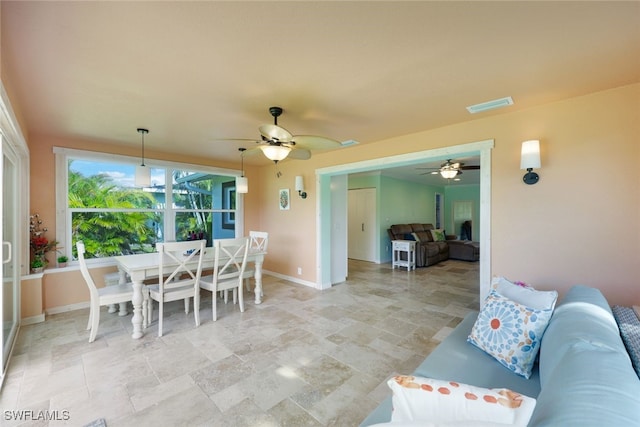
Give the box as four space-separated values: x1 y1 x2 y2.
417 159 480 179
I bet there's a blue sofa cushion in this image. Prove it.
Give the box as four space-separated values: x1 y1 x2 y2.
359 312 541 427
528 286 640 426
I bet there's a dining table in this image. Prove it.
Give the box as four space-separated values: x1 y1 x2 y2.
114 247 266 339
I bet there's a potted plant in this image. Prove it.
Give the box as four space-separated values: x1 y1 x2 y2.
57 255 68 268
30 257 44 273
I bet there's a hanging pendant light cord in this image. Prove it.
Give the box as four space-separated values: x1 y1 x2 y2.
239 147 246 176
137 128 149 167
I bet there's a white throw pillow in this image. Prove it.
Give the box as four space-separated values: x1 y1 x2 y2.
370 423 516 427
491 276 558 311
387 375 536 426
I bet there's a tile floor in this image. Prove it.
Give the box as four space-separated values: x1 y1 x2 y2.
1 259 479 426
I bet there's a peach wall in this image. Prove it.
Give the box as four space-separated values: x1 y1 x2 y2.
41 266 117 311
20 275 43 321
254 84 640 306
24 84 640 310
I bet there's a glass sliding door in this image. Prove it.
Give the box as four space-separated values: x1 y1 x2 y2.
1 137 19 385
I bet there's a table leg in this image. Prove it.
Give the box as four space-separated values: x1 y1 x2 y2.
117 270 129 316
254 259 263 305
131 279 144 339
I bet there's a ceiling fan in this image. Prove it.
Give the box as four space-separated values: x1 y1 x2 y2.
228 106 341 163
417 159 480 179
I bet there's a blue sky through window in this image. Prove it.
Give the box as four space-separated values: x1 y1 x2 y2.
70 160 165 188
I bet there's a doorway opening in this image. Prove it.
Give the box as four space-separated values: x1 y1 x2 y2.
316 139 494 305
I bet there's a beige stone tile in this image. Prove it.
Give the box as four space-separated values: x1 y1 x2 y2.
109 386 220 427
17 363 86 408
237 364 308 411
50 383 134 426
3 259 479 426
129 374 196 411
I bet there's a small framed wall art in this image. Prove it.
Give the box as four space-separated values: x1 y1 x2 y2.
279 188 290 210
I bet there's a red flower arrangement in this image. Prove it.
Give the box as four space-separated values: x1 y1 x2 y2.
30 213 58 269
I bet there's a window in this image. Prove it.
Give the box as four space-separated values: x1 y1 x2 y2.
55 148 242 261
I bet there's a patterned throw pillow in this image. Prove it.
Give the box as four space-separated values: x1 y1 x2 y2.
430 229 446 242
388 375 536 426
468 290 553 379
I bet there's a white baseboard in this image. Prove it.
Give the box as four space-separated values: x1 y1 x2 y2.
261 270 318 289
21 314 45 325
46 301 90 316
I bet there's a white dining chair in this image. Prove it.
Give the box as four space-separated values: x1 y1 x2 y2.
243 231 268 294
76 241 134 343
199 237 249 322
146 239 205 337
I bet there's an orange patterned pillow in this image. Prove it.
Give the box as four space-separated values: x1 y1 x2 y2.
388 375 536 426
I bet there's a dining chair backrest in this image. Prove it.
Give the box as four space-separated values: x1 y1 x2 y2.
156 240 206 292
213 237 249 286
248 231 269 253
77 241 99 299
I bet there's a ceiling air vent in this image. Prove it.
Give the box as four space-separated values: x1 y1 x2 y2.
466 96 514 114
341 139 359 147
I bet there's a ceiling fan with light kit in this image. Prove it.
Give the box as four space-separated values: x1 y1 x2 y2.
417 159 480 179
223 106 341 164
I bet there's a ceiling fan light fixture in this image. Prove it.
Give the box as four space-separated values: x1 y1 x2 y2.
260 145 291 162
440 169 458 179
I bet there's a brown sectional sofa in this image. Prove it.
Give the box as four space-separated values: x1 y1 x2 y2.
388 223 479 267
387 223 451 267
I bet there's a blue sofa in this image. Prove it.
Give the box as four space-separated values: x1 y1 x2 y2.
360 285 640 426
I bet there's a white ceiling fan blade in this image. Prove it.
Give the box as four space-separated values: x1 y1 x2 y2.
242 146 263 156
293 135 341 150
259 124 293 142
288 148 312 160
212 138 260 143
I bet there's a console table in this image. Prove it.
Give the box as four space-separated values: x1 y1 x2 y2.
392 240 416 271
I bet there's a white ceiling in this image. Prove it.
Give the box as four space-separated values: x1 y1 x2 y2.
2 1 639 176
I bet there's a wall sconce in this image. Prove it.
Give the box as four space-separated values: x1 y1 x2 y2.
236 148 248 194
135 128 151 187
520 140 541 185
295 176 307 199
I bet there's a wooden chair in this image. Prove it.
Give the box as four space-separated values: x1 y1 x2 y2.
76 241 134 343
146 239 205 337
199 237 249 322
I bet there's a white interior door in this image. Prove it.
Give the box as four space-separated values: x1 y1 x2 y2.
1 137 19 382
348 188 377 262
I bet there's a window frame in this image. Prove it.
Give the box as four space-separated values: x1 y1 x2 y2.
54 147 244 265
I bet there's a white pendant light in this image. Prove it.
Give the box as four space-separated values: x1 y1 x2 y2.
135 128 150 187
260 145 291 162
236 148 248 193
